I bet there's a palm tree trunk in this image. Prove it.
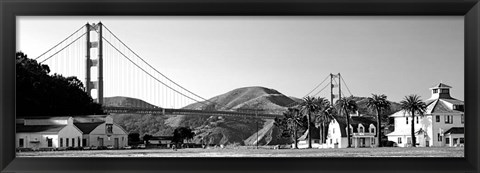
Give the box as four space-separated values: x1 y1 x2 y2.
345 108 351 148
411 110 416 147
294 122 298 149
322 122 325 144
376 109 381 147
307 113 312 148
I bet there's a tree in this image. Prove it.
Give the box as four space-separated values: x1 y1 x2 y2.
400 95 427 147
172 127 195 144
300 96 321 148
274 107 306 149
142 134 153 144
316 103 336 144
366 94 391 147
128 133 141 144
16 52 103 117
337 97 358 148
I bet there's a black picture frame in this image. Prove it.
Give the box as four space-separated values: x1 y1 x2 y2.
1 0 479 172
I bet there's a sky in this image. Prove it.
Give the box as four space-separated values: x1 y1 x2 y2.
17 16 464 107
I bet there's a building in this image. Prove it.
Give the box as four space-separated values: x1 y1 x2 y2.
325 114 378 148
16 117 83 150
73 115 128 149
386 83 464 147
16 115 128 150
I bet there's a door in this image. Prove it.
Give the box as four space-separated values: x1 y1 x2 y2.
82 139 87 147
99 138 104 146
114 138 119 149
360 138 365 147
19 138 24 148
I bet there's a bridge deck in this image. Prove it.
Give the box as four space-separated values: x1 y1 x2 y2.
103 107 283 119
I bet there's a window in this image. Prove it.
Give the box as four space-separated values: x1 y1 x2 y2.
462 114 464 124
370 127 375 134
60 138 63 147
72 138 75 147
407 137 412 144
416 117 419 124
453 138 458 145
460 138 465 144
398 137 402 144
47 138 53 147
453 105 464 111
330 139 332 144
66 138 69 147
406 117 408 124
436 115 440 122
359 126 364 133
445 115 453 124
445 138 450 144
19 138 24 147
333 128 335 134
433 89 438 93
106 124 113 134
437 133 443 142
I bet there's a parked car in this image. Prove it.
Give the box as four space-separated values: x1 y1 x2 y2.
107 145 115 149
83 146 91 150
122 146 132 149
137 144 146 149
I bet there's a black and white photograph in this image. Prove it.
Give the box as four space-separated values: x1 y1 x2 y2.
15 16 464 157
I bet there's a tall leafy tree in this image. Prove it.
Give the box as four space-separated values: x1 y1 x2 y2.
172 127 195 144
274 107 306 149
366 94 391 147
16 52 103 117
313 97 331 144
400 95 426 147
337 97 358 148
300 96 320 148
316 103 336 144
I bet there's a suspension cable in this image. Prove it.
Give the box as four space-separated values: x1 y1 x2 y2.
101 24 234 110
313 81 331 97
303 74 330 98
35 25 85 60
340 75 353 96
102 36 208 106
40 32 87 64
333 78 346 98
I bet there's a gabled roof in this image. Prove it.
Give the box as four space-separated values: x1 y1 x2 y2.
16 124 66 133
74 122 104 134
444 127 464 135
334 116 376 137
440 98 464 105
430 83 452 89
24 116 70 120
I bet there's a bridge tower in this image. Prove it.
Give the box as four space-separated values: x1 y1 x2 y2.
85 22 104 105
330 73 342 105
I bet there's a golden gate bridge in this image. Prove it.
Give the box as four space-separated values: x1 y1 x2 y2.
33 22 354 119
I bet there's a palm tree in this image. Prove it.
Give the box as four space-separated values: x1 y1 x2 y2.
337 97 358 148
316 104 336 144
366 94 391 147
300 96 320 149
400 95 427 147
284 107 302 149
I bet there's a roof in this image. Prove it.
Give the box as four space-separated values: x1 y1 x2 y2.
334 116 376 137
74 122 104 134
23 116 70 120
151 136 174 140
16 124 66 133
444 127 464 134
430 83 452 89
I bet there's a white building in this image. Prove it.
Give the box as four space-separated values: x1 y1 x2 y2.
73 115 128 149
325 115 378 148
16 115 128 150
386 83 464 147
16 117 83 150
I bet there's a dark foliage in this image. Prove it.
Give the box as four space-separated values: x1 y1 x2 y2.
172 126 195 144
16 52 103 117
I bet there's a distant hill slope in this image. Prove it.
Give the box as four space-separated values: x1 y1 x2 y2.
103 96 158 108
183 86 297 114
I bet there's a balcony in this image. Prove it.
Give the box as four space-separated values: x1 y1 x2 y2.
353 132 375 137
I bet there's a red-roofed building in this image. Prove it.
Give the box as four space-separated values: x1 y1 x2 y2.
386 83 464 147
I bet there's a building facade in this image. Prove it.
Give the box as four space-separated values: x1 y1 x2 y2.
325 115 378 148
386 83 464 147
16 115 128 150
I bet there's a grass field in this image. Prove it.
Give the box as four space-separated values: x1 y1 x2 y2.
16 147 464 157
